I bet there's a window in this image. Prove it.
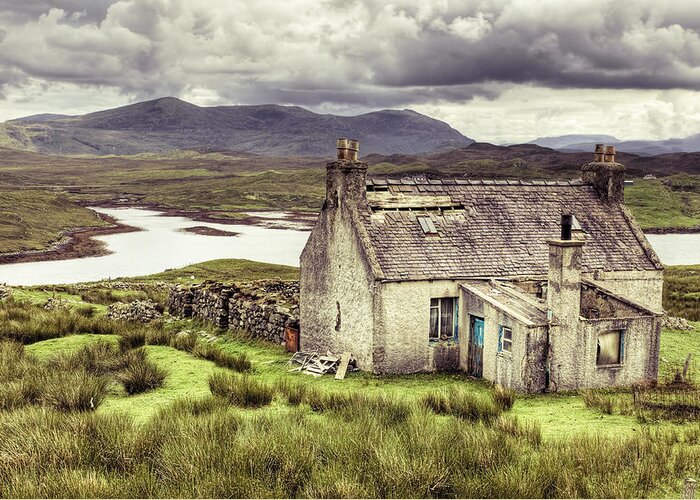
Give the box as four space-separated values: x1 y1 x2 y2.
429 297 458 341
597 330 625 366
498 326 513 353
417 216 438 235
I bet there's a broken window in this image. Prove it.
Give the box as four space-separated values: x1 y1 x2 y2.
498 326 513 352
417 216 438 235
429 297 458 341
597 330 624 366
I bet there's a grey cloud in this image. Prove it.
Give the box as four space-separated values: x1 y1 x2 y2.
0 0 699 112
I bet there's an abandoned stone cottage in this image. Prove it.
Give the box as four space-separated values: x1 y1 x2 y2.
299 141 664 392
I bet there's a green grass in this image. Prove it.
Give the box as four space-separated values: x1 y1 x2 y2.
625 178 700 230
141 258 299 283
664 265 700 321
0 293 698 497
0 189 109 253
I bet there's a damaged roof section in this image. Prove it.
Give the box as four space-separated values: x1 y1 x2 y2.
362 178 662 281
461 280 548 327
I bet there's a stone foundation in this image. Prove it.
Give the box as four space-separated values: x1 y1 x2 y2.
168 280 299 344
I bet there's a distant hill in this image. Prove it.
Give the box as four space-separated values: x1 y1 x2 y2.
526 134 620 150
527 133 700 156
1 97 474 156
365 142 700 177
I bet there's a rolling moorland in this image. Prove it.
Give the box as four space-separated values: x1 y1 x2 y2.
0 99 699 497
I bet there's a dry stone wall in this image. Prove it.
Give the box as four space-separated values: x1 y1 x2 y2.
168 280 299 344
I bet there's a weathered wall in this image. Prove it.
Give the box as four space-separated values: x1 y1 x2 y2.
561 315 661 390
168 280 299 344
373 280 461 374
299 161 377 369
459 289 548 392
588 270 664 313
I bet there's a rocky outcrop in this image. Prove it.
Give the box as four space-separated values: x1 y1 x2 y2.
662 315 695 331
108 300 162 323
168 280 299 344
0 285 12 300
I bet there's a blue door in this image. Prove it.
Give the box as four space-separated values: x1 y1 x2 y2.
468 316 485 377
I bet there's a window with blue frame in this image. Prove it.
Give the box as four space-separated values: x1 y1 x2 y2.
429 297 458 341
498 326 513 353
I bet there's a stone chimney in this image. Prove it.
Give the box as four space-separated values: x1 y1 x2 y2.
581 144 625 203
325 138 367 209
547 214 585 390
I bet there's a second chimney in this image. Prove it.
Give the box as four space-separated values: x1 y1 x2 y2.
581 144 625 204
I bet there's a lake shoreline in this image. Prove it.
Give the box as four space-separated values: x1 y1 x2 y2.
642 226 700 234
0 212 140 265
87 201 318 229
0 205 315 267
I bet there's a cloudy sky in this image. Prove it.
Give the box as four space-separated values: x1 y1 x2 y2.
1 0 700 143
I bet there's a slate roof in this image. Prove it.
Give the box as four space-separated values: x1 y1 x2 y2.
362 178 662 281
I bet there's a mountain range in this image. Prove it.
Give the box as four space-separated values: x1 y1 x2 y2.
0 97 473 156
527 133 700 156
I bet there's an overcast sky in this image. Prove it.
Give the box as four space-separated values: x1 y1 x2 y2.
1 0 700 143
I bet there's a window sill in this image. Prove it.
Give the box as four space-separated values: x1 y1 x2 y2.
429 339 458 347
497 351 513 360
596 363 624 370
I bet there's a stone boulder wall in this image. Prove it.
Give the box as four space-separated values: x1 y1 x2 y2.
168 280 299 344
108 300 162 323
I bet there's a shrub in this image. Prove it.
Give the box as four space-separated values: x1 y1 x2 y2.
492 385 516 411
192 342 251 372
118 329 146 352
117 350 167 395
42 372 109 412
208 372 273 408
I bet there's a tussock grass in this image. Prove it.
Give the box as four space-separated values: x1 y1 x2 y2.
43 372 110 411
208 372 273 408
118 329 146 352
117 349 167 395
0 298 125 344
170 330 198 352
492 385 517 411
421 386 503 423
277 379 308 405
193 341 251 372
0 337 168 412
145 328 171 346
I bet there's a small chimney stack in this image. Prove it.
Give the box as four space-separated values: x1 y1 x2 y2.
326 138 368 209
581 144 625 204
547 225 585 391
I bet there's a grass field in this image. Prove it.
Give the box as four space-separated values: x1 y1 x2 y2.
0 255 698 497
0 296 697 497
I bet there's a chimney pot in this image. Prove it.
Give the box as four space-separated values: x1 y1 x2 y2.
593 144 605 162
336 138 349 160
347 139 359 161
604 145 615 163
